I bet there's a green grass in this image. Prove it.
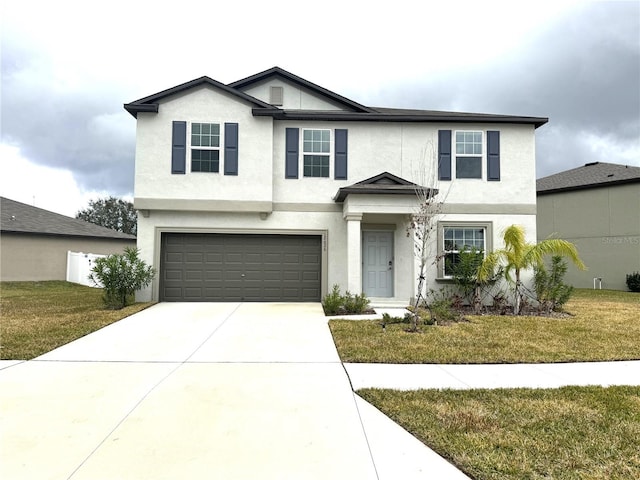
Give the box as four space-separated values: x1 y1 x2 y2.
1 281 153 360
329 289 640 363
359 386 640 480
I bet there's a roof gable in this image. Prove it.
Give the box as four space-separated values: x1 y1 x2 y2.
537 162 640 194
0 197 136 240
334 172 435 202
228 66 373 113
124 67 548 127
124 76 274 118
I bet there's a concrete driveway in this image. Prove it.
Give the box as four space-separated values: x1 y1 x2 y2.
0 303 467 480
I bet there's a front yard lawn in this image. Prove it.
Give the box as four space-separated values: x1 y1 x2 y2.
329 289 640 363
1 281 153 360
359 386 640 480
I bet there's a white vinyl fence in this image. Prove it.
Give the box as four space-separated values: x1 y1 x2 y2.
66 251 107 287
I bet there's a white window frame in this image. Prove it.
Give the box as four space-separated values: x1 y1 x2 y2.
190 122 221 173
454 130 484 179
437 221 493 279
302 128 331 178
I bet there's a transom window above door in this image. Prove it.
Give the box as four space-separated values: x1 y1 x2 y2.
303 129 330 177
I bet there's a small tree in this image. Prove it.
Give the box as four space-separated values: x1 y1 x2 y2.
89 247 155 309
478 225 585 315
534 255 574 314
406 140 451 330
77 196 137 235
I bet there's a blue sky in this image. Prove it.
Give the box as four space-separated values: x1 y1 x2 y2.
1 0 638 216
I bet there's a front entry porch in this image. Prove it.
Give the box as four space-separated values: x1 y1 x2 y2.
335 172 433 304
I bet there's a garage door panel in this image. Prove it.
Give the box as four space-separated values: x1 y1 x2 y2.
185 270 203 281
166 252 183 263
164 270 182 281
160 234 321 302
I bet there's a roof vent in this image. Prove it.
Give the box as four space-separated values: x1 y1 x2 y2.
585 162 599 166
270 86 283 106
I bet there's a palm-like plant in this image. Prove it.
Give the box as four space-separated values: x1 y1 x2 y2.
477 225 586 314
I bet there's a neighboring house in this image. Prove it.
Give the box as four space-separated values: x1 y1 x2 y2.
0 197 136 282
537 162 640 291
124 66 547 303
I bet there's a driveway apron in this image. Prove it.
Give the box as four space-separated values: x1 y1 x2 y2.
0 303 378 480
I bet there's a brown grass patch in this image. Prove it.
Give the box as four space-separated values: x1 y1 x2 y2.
1 281 153 359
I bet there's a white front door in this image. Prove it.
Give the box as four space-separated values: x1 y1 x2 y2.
362 231 393 297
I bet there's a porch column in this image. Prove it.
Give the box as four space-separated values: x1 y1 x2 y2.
345 213 363 293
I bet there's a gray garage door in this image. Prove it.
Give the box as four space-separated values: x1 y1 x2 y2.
160 233 321 302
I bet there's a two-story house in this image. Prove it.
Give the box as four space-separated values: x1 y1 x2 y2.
125 67 547 304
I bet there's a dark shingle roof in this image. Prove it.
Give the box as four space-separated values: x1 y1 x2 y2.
537 162 640 194
124 66 548 128
0 197 136 240
251 107 548 127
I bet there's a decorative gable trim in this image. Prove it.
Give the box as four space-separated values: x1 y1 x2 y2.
333 172 435 202
124 76 274 118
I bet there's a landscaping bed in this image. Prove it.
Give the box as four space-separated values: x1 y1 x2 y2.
329 289 640 364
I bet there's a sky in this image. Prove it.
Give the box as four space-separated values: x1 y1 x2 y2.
1 0 639 217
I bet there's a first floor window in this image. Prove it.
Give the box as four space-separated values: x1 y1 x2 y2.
441 224 489 277
191 123 220 173
303 129 330 177
455 131 482 179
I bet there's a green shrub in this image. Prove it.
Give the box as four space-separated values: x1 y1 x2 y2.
451 247 503 313
343 291 370 314
322 285 370 315
424 288 463 324
626 272 640 292
322 284 343 315
89 247 156 310
534 255 574 313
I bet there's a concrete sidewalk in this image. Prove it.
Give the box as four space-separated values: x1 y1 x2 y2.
0 302 469 480
345 360 640 391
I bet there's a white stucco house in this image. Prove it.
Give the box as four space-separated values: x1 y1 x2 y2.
125 67 547 304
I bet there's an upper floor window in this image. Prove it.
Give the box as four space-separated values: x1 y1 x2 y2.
303 129 330 177
455 131 483 179
191 123 220 173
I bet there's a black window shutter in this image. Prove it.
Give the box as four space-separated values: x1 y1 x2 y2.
224 123 239 175
172 121 187 174
487 130 500 181
438 130 452 181
285 128 299 179
334 129 348 180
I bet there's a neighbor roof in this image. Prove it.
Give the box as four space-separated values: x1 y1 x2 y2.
124 66 548 128
537 162 640 195
0 197 136 240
